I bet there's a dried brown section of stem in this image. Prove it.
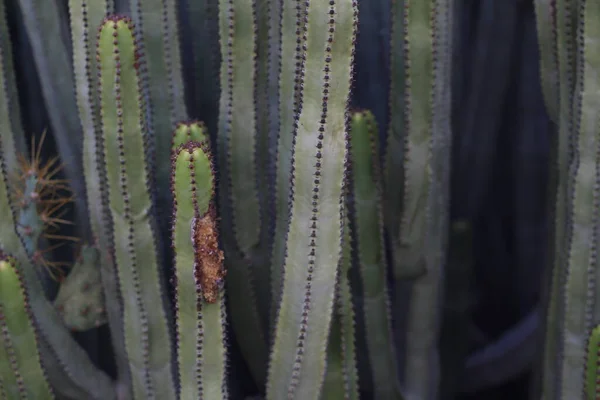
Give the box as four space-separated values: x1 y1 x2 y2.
193 204 225 304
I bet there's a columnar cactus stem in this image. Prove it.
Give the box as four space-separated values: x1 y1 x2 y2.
217 0 269 386
397 0 453 397
557 1 600 397
130 0 187 210
265 0 357 397
269 0 308 325
53 246 107 332
217 0 261 271
349 110 402 399
384 0 406 276
394 0 434 279
172 121 209 149
96 16 176 400
171 139 228 400
0 251 54 399
533 0 559 123
321 212 359 400
0 0 26 180
66 0 132 390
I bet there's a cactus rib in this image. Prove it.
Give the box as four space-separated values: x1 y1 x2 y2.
67 0 132 390
321 211 359 400
383 0 406 279
401 0 453 397
349 110 403 399
0 251 54 399
269 0 308 330
171 140 228 400
130 0 187 215
96 16 176 400
560 0 600 397
217 0 269 387
266 0 357 397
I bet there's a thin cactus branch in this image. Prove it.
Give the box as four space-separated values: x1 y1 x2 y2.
96 16 176 400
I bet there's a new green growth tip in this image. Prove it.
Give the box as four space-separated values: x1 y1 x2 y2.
171 138 228 400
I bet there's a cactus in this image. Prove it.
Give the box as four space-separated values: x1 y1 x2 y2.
265 0 357 398
0 0 477 398
532 0 600 398
0 0 26 182
11 131 76 281
96 16 176 399
349 110 402 399
585 324 600 400
171 139 228 399
0 251 54 399
321 211 359 400
53 245 107 332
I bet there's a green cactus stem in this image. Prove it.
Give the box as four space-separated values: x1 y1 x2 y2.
392 0 434 279
536 0 584 397
130 0 187 215
217 0 269 387
67 0 131 390
0 250 54 399
217 0 269 340
349 110 403 399
556 1 600 397
397 0 453 397
96 15 176 400
585 324 600 400
383 0 406 279
321 212 359 400
53 245 107 332
171 141 228 400
172 121 209 149
266 0 357 398
0 0 27 182
269 0 308 327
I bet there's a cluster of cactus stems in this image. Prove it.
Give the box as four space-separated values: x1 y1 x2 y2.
0 0 519 399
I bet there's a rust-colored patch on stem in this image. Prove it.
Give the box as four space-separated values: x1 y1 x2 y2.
193 204 225 303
